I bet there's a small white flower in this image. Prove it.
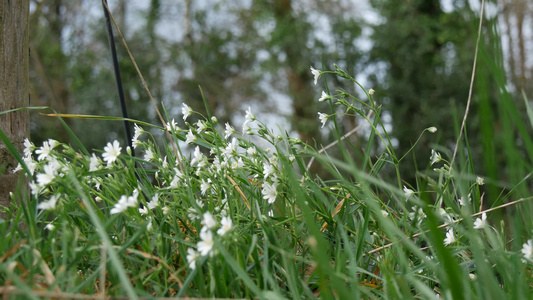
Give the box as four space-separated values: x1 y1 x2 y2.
403 186 414 198
318 91 330 102
458 194 471 206
381 210 389 217
102 140 122 165
200 179 211 195
110 191 138 215
224 123 235 139
476 177 485 186
245 107 255 124
37 194 61 210
263 163 275 180
162 206 170 215
469 273 477 280
368 88 375 95
197 230 214 256
147 194 159 210
196 120 207 133
132 124 144 148
36 163 58 186
35 140 56 161
428 127 437 133
147 217 153 231
231 158 245 170
242 123 251 134
318 112 328 128
186 248 200 269
144 148 155 161
139 206 148 215
191 146 206 167
166 119 179 132
262 182 278 204
211 116 218 123
473 213 487 229
222 138 237 158
430 149 442 165
45 223 55 231
89 153 102 171
182 103 192 121
185 129 196 145
202 212 216 229
217 216 232 236
521 239 533 262
95 196 103 202
310 66 321 85
23 138 35 157
246 146 257 156
444 229 455 246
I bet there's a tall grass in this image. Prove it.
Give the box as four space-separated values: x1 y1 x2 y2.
1 60 532 299
2 6 533 298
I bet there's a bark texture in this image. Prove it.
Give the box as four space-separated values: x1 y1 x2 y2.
0 0 30 220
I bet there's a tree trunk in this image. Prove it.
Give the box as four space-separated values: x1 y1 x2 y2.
0 0 30 220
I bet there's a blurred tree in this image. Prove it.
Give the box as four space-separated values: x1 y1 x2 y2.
0 0 30 219
369 0 477 183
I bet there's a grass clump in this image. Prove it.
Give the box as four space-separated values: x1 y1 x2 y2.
1 65 533 300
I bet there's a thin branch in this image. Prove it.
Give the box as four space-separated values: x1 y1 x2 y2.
450 0 485 166
307 110 374 171
367 196 532 255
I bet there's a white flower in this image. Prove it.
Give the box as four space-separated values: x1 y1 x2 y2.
381 210 389 217
522 239 533 262
197 230 214 256
147 194 159 210
166 119 179 132
186 248 200 270
428 127 438 133
473 213 487 229
469 273 477 280
222 139 237 158
458 194 471 206
102 140 122 165
185 129 196 144
403 186 414 198
430 149 442 165
318 112 328 128
310 66 321 85
263 163 275 180
147 217 153 231
262 182 278 204
45 224 55 231
23 138 35 157
132 124 144 148
476 177 485 186
89 153 102 171
224 123 235 140
162 206 170 215
110 191 138 214
200 179 211 195
231 158 244 170
144 148 155 161
35 140 56 161
245 107 255 124
318 91 330 102
191 146 206 167
139 206 148 215
35 164 56 186
444 229 455 246
368 88 375 95
202 212 216 229
196 120 207 133
182 103 192 121
217 216 232 236
242 123 251 135
37 194 61 210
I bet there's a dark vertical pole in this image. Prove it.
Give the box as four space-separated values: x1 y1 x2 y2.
101 0 134 156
